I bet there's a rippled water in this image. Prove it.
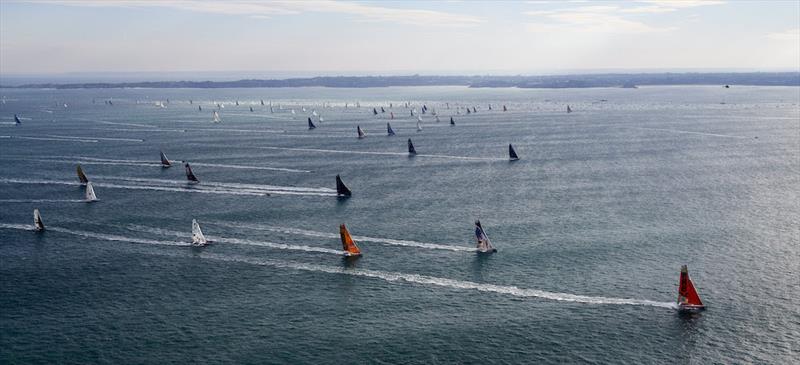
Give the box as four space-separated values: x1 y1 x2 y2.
1 86 798 364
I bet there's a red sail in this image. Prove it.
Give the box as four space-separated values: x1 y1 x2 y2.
678 265 703 307
339 224 362 256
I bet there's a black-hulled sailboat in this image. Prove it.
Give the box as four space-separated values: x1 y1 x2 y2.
407 138 417 155
509 144 519 161
185 163 199 183
160 151 171 168
357 126 366 139
308 117 317 130
336 174 352 197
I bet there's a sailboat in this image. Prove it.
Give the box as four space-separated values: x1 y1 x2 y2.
212 110 221 123
373 108 378 115
488 104 493 110
339 224 362 257
192 219 208 246
308 117 317 130
335 174 352 197
677 265 705 311
85 182 98 202
450 116 455 125
466 108 471 114
474 220 497 253
357 126 366 139
33 209 45 231
14 114 21 124
435 116 440 123
160 151 171 168
76 165 89 184
387 123 396 136
416 120 422 132
261 99 265 105
567 105 572 113
249 106 254 112
407 138 417 155
198 105 202 111
185 163 199 183
381 107 385 113
503 105 507 112
509 144 519 161
390 112 394 120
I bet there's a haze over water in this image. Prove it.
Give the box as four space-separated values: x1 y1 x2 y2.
0 85 798 363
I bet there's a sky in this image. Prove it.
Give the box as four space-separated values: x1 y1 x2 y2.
0 0 799 77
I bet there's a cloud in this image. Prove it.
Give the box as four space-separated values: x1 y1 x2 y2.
33 0 485 27
524 5 675 33
767 28 800 41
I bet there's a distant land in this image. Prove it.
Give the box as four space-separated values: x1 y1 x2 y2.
2 72 798 89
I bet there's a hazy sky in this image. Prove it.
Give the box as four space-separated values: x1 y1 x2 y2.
1 0 798 75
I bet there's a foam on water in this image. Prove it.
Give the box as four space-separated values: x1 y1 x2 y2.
257 146 505 161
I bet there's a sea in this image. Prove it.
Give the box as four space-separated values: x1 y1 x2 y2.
0 85 798 364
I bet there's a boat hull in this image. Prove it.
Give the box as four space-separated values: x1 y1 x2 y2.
677 303 705 312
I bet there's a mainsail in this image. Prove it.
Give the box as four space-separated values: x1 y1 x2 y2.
339 224 362 257
387 123 396 136
212 110 221 123
14 114 21 124
475 220 497 253
450 116 455 125
503 105 507 112
85 182 98 202
33 209 45 231
192 219 208 246
76 164 89 184
308 117 317 130
373 108 378 115
160 151 171 167
677 265 705 310
509 144 520 161
185 163 199 183
336 174 352 197
416 120 422 132
407 138 417 155
567 105 572 113
357 126 366 139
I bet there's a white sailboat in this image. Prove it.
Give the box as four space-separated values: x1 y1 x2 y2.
474 220 497 253
416 120 422 132
192 219 208 246
212 110 221 123
33 209 45 231
85 182 98 202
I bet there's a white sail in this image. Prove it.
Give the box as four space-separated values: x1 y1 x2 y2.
192 219 207 245
475 221 496 253
33 209 44 231
85 182 98 202
212 111 221 123
416 120 422 132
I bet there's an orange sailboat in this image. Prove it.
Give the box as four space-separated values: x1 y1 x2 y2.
339 224 362 257
677 265 705 311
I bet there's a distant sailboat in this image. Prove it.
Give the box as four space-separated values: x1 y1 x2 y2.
185 163 199 183
472 106 477 113
339 224 362 257
387 123 396 136
85 182 98 202
33 209 45 231
488 104 493 110
212 110 221 123
390 112 394 119
450 116 455 125
503 105 507 112
335 174 352 197
407 138 417 155
416 120 422 132
14 114 21 124
677 265 705 311
474 220 497 253
435 116 440 123
160 151 171 168
198 105 202 111
466 108 471 114
381 107 385 113
357 126 366 139
509 144 520 161
567 105 572 113
373 108 378 115
261 99 265 105
250 106 254 112
76 164 89 185
308 117 317 130
192 219 208 246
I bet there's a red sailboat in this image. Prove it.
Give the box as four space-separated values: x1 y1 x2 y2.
677 265 705 311
339 224 362 257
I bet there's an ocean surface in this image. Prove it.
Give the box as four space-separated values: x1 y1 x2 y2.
0 86 798 364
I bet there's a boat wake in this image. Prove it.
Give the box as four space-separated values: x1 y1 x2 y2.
41 134 145 142
95 176 335 195
212 222 475 252
258 146 506 161
31 156 311 173
0 222 676 309
1 135 98 143
0 199 85 203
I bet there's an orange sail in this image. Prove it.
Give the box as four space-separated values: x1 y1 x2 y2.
339 224 362 257
678 265 704 309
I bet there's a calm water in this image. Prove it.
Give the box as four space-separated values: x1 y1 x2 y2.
1 86 798 364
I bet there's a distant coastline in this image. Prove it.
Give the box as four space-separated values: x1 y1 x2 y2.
2 72 798 89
